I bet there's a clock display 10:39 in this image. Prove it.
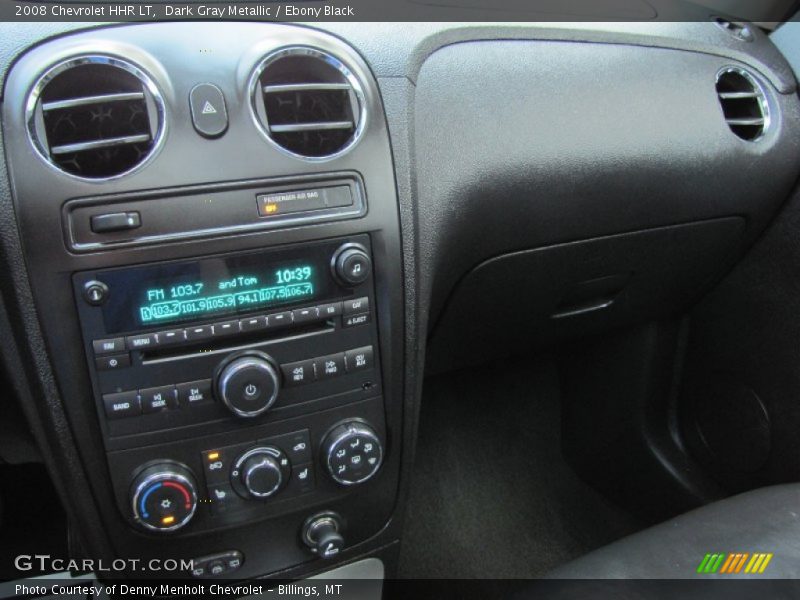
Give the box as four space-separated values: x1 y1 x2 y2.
275 266 313 284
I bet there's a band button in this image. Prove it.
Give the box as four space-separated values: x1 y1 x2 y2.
103 391 141 419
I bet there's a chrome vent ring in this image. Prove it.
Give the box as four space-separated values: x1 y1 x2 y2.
26 55 166 180
249 47 366 160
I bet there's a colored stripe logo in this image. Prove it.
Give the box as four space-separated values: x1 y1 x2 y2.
697 552 773 574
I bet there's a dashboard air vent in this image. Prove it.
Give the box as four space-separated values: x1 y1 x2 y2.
27 56 164 179
251 48 365 159
715 67 769 142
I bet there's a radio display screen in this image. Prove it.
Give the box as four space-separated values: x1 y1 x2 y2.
95 245 344 333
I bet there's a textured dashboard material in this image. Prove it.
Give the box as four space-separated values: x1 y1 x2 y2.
0 19 799 579
413 40 800 361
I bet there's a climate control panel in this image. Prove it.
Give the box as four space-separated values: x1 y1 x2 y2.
117 399 387 535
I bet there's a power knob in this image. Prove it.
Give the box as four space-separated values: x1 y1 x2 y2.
215 351 280 418
130 462 198 533
332 244 372 286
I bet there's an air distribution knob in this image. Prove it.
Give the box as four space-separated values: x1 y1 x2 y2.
322 420 384 486
130 462 198 533
215 351 280 418
231 446 290 500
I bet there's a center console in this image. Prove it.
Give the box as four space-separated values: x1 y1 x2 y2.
80 234 385 539
2 22 404 580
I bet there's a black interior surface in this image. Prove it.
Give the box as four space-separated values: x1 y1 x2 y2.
398 356 640 579
0 14 799 593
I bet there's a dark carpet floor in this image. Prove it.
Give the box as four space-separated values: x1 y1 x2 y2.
397 356 641 581
0 463 68 580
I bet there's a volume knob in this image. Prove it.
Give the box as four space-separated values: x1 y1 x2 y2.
215 351 279 418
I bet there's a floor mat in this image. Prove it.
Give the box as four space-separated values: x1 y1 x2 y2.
397 356 641 580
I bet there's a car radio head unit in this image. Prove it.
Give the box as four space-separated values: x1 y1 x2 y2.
72 234 379 441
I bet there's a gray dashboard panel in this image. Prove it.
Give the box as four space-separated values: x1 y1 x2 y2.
0 21 797 96
412 39 800 329
0 18 799 580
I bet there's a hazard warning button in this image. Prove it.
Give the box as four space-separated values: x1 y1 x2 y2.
189 83 228 138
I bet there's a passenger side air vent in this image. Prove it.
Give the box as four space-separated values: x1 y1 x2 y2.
27 56 164 179
250 48 365 159
715 67 770 142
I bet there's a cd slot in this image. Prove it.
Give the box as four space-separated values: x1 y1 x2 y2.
141 320 333 362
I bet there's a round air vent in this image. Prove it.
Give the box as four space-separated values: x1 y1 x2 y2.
250 47 365 160
26 56 165 180
715 67 770 142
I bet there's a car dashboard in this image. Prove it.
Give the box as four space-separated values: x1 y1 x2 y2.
0 19 799 583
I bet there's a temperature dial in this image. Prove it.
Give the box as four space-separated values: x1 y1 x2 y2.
231 446 291 499
130 462 198 533
322 421 384 486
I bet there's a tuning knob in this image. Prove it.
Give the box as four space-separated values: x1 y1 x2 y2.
215 351 280 418
231 447 290 499
332 244 372 286
322 420 384 486
130 462 198 533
